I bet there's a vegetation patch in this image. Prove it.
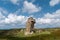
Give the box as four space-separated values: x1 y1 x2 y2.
0 28 60 40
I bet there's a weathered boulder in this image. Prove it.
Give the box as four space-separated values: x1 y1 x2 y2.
25 17 36 35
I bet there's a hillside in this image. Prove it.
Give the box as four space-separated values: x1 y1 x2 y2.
0 28 60 40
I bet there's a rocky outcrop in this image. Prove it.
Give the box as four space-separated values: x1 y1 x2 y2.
25 17 36 35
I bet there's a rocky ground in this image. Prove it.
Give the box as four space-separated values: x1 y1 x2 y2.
0 28 60 40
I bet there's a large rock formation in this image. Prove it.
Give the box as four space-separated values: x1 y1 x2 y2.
25 17 36 35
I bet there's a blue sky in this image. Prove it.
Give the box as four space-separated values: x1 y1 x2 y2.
0 0 60 29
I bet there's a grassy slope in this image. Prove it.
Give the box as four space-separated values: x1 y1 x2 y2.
0 28 60 40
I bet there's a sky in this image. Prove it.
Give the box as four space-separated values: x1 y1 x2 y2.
0 0 60 29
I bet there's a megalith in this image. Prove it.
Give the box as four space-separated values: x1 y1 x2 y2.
25 17 36 35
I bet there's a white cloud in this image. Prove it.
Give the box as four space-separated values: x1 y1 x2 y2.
10 0 20 5
0 13 28 29
0 12 5 19
44 9 60 19
0 7 8 21
4 14 28 24
31 0 35 3
36 18 52 24
0 8 8 15
0 7 28 24
0 7 28 29
0 7 60 29
36 9 60 28
1 0 20 5
22 1 41 14
49 0 60 6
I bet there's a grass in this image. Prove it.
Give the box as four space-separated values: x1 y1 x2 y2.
0 28 60 40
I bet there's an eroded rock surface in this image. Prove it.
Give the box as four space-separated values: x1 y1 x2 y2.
25 17 36 35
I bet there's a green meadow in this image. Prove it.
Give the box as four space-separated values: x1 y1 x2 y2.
0 28 60 40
